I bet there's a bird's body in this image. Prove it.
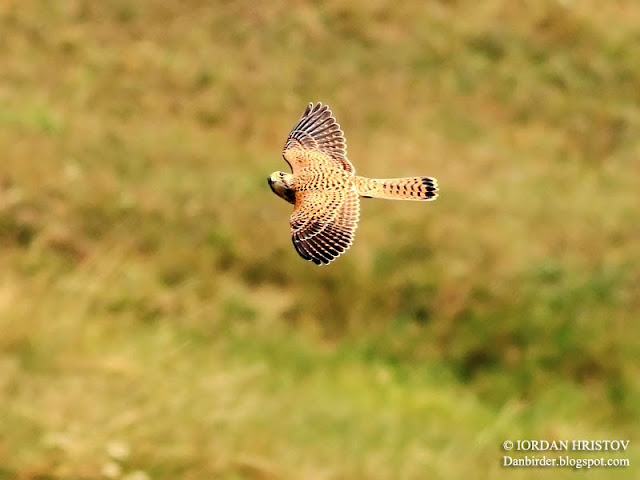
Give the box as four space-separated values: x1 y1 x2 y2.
271 171 437 205
268 102 438 265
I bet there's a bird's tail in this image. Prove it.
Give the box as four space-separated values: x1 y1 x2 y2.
354 176 438 201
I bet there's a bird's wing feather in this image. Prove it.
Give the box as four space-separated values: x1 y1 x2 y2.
290 187 360 265
283 102 354 174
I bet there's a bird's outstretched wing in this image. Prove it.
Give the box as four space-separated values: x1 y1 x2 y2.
283 102 355 174
290 186 360 265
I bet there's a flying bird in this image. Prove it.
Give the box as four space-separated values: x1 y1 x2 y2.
268 102 438 265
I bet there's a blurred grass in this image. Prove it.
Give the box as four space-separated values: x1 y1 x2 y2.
1 1 639 479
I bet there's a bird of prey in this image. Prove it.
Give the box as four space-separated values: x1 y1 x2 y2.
268 102 438 265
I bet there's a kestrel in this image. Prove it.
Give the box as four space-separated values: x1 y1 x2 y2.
268 102 438 265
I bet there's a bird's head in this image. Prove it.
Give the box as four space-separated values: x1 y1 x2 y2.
268 171 296 204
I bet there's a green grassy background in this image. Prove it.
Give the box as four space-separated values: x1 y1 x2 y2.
1 1 639 479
